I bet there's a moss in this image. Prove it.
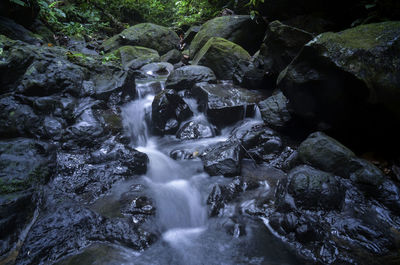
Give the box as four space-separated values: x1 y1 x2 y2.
315 21 400 50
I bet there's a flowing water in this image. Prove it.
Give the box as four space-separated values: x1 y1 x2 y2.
60 71 300 265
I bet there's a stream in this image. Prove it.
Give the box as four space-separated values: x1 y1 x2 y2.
58 68 300 265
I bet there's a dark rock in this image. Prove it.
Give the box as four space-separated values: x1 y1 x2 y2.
166 65 216 91
43 116 63 140
190 15 266 58
278 22 400 152
202 140 242 177
258 91 291 129
0 95 41 138
121 196 155 216
0 16 42 45
298 131 355 176
191 82 263 127
0 191 34 258
151 89 193 135
192 37 251 80
160 49 182 64
54 139 147 203
287 165 345 210
101 23 180 54
15 191 153 265
176 120 215 140
259 21 313 82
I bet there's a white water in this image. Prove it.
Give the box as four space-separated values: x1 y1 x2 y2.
121 75 208 247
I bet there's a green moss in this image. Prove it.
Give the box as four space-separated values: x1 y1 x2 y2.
315 21 400 50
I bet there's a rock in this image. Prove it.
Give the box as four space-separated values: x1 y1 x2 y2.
0 138 55 194
15 191 153 265
140 62 174 77
190 15 266 57
192 37 251 80
54 139 147 203
17 53 87 97
151 89 193 135
106 45 160 69
258 91 291 129
298 132 355 176
43 116 63 140
0 16 42 45
88 66 136 103
166 65 216 91
160 49 182 64
0 95 41 138
176 120 215 140
254 20 314 86
183 25 201 45
202 140 242 177
0 191 34 258
278 22 400 151
101 23 180 54
286 165 345 210
191 82 263 127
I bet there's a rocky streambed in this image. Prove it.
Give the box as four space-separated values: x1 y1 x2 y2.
1 14 400 265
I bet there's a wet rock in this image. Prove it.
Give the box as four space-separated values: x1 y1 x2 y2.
258 91 291 129
192 37 251 80
54 138 147 203
202 140 243 177
106 45 160 69
166 65 216 91
298 131 355 176
121 196 155 216
287 165 345 210
64 108 106 147
101 23 180 54
17 53 87 97
0 95 41 137
191 82 262 127
207 177 259 216
140 62 174 77
42 116 63 140
0 191 34 257
152 89 193 135
15 191 153 265
160 49 182 64
176 120 215 140
278 22 400 151
190 15 266 57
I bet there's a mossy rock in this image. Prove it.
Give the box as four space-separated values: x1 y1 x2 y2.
278 22 400 150
101 23 179 54
0 138 55 195
192 37 251 80
190 15 266 58
106 45 160 69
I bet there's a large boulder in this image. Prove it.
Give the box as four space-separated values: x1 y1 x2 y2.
101 23 180 54
0 16 42 45
165 65 216 91
278 22 400 151
190 15 266 58
192 37 251 80
191 82 263 127
243 21 313 87
286 165 345 211
151 89 193 135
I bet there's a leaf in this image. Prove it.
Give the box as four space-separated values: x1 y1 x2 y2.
10 0 27 7
250 10 256 20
